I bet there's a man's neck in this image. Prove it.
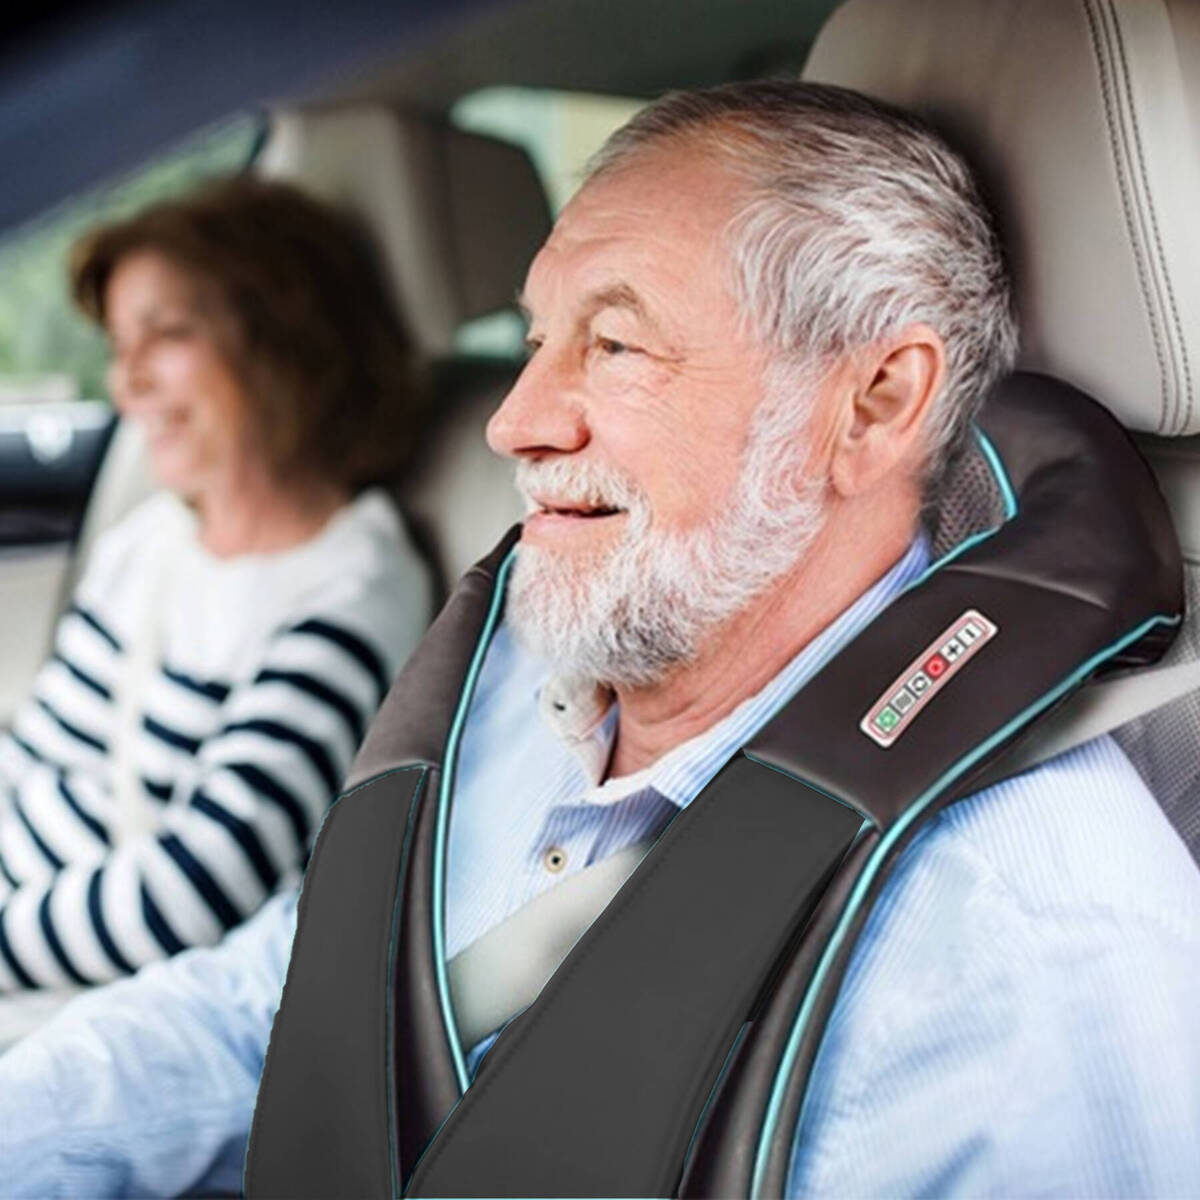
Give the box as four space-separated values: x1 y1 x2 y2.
606 508 916 779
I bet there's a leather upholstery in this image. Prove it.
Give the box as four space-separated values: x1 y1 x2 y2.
1138 433 1200 562
396 359 526 596
258 103 551 355
804 0 1200 436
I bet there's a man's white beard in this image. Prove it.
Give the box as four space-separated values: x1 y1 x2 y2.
506 377 827 688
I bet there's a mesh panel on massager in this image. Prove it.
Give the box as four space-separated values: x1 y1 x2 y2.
927 437 1007 559
931 429 1198 863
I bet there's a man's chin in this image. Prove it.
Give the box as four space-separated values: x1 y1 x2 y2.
509 543 593 617
505 540 694 688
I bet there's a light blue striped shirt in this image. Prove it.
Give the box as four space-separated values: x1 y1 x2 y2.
449 538 935 961
1 539 1198 1197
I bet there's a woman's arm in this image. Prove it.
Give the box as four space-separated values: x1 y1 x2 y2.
0 612 390 991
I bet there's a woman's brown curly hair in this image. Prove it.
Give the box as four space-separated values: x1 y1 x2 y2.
71 174 425 492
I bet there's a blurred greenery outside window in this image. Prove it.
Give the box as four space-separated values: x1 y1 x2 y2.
450 88 645 358
0 115 263 406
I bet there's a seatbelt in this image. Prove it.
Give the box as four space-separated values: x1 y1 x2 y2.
976 656 1200 783
447 841 651 1050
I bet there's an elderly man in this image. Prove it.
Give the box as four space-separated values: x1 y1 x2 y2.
2 82 1199 1198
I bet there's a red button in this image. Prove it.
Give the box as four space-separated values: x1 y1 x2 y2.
925 654 948 678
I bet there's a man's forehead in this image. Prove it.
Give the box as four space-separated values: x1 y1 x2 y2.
519 149 744 319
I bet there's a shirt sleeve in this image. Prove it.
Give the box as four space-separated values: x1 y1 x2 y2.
0 613 391 992
0 888 296 1199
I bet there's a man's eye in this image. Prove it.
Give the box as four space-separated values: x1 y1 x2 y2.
523 336 543 359
595 336 634 357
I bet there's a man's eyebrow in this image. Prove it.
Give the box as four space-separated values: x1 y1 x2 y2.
515 284 648 321
582 283 649 320
584 284 680 353
517 282 674 348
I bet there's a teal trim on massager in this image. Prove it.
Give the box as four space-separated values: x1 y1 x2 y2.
742 754 876 826
434 550 518 1094
749 609 1182 1199
975 427 1019 519
906 426 1020 591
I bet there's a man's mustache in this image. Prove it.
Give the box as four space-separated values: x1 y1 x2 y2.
514 458 647 518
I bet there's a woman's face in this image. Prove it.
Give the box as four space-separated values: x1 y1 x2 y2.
104 250 260 502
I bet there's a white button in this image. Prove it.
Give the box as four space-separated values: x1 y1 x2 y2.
543 846 568 874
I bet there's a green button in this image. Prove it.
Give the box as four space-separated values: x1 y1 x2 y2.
875 707 899 732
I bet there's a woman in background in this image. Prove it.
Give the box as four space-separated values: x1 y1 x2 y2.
0 176 431 1019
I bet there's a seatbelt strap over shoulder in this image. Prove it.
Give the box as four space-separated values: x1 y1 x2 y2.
978 657 1200 784
447 840 651 1050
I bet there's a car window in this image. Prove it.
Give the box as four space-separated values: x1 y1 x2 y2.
450 88 645 358
0 114 264 408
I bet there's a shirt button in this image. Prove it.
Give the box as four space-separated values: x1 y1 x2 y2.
543 846 568 874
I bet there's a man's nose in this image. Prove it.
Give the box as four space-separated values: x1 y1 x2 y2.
486 350 590 460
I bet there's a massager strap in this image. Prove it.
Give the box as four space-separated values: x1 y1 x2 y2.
246 373 1181 1199
244 531 521 1199
404 752 865 1198
406 375 1181 1198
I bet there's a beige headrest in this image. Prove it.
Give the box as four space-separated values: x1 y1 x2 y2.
805 0 1200 436
257 104 551 355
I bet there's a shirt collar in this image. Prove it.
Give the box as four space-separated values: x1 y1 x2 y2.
536 533 932 808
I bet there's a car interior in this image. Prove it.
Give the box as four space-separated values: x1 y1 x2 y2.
0 0 1197 877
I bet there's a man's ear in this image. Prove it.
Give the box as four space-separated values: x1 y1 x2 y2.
828 324 946 500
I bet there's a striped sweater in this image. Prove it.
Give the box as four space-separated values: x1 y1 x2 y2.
0 488 431 991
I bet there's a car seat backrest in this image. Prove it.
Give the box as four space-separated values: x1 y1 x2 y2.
257 103 551 357
807 0 1200 436
804 0 1200 858
397 357 527 596
256 103 546 596
66 414 155 601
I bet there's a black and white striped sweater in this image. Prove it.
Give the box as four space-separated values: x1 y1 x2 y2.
0 488 431 991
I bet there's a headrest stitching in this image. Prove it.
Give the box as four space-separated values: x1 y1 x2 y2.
1104 0 1195 432
1082 0 1171 433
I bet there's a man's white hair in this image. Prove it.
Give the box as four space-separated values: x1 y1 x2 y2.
588 81 1019 490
